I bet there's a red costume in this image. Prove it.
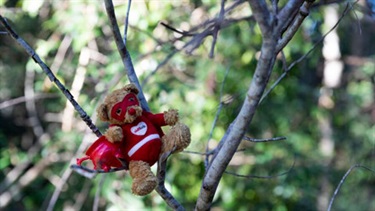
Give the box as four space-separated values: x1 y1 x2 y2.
112 111 167 166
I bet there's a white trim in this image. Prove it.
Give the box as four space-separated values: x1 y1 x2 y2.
128 134 160 157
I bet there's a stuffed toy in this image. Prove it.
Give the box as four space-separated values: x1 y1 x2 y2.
77 83 191 196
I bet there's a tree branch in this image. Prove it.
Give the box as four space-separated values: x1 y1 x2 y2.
155 150 184 210
247 0 272 36
276 0 315 52
243 136 287 142
277 0 304 32
103 0 150 111
327 164 375 211
123 0 132 46
224 157 295 179
195 36 278 210
209 0 226 58
0 15 102 137
0 93 58 110
205 66 230 169
260 1 354 103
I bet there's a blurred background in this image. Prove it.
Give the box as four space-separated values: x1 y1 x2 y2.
0 0 374 210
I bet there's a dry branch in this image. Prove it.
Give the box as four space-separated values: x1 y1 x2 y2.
327 164 375 211
0 15 102 137
195 0 317 209
103 0 150 111
260 1 355 103
243 136 287 142
155 150 184 210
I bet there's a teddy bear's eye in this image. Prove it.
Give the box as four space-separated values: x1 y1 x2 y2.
116 108 122 115
129 97 135 102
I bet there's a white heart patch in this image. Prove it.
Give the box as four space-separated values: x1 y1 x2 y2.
130 121 147 136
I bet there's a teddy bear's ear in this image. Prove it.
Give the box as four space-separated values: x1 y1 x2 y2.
97 104 110 122
123 83 139 94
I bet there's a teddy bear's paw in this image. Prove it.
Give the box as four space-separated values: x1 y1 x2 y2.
163 122 191 153
164 109 179 126
131 176 157 196
105 126 123 143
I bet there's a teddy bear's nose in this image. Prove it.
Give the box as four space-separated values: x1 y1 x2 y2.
128 108 136 115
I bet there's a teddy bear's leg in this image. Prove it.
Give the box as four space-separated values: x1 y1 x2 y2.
129 160 157 196
162 122 191 154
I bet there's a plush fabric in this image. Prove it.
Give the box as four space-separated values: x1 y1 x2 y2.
77 83 191 196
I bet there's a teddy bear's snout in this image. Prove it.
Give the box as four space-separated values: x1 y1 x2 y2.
128 107 136 115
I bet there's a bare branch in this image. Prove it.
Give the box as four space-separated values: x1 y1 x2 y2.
225 155 295 179
243 136 287 142
123 0 132 45
209 0 226 58
141 49 178 87
327 164 375 211
247 0 272 36
276 0 315 52
103 0 150 111
277 0 304 32
93 175 106 211
183 150 215 156
70 164 128 178
155 150 184 210
205 66 230 168
0 93 58 110
142 15 253 86
0 15 102 137
195 33 278 210
260 2 355 103
271 0 279 16
160 22 196 36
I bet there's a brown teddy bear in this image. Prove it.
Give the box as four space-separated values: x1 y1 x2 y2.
78 83 191 196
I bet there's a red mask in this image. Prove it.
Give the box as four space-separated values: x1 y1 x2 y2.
110 93 140 122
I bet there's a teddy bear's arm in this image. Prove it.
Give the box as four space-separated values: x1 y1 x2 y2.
144 109 179 127
104 125 123 143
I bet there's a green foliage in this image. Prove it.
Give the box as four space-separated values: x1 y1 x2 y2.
1 1 375 210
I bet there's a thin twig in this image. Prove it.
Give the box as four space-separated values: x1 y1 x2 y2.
0 15 102 137
225 154 295 179
143 0 249 85
93 175 106 211
141 49 178 87
70 164 128 177
123 0 132 45
209 0 226 58
0 93 58 110
205 66 230 168
327 164 375 211
160 22 196 36
182 150 215 156
243 136 287 143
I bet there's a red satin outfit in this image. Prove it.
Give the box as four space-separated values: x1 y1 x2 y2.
112 111 167 166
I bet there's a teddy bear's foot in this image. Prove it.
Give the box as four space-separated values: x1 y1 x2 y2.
129 161 157 196
162 122 191 154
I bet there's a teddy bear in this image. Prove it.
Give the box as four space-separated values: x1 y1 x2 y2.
77 83 191 196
